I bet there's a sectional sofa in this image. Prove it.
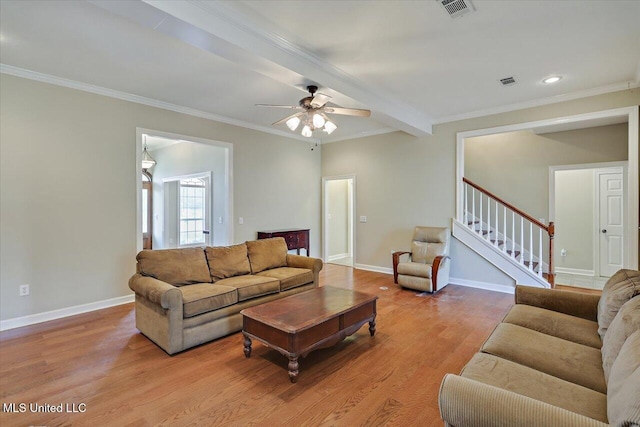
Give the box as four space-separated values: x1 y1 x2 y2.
129 237 323 354
439 269 640 426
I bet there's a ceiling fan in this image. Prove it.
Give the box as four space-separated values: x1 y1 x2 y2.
256 85 371 137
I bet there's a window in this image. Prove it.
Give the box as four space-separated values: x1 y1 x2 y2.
142 171 153 249
179 177 206 245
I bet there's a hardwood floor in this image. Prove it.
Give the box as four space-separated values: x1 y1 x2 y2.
0 265 515 426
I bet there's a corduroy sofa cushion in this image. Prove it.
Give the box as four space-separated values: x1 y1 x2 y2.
246 237 288 273
597 269 640 340
481 323 606 393
607 330 640 426
256 267 314 291
180 284 238 318
205 243 251 282
602 296 640 382
215 275 279 301
137 248 211 286
460 352 608 423
503 304 601 348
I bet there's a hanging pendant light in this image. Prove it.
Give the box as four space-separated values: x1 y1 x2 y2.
141 135 156 170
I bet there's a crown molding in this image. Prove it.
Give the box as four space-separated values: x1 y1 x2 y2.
433 80 640 125
0 63 309 142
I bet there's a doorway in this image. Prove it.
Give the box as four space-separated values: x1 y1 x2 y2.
136 128 233 252
322 175 355 267
550 162 627 289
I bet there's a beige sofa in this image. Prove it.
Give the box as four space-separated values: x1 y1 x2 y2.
129 237 323 355
439 269 640 426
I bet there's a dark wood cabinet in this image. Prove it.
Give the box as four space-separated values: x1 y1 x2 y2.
257 228 310 256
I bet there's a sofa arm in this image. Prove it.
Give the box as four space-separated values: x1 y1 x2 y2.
514 285 600 321
286 254 323 274
439 374 607 427
128 274 182 309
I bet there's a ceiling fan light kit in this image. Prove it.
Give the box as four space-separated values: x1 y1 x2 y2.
257 85 371 138
286 116 301 131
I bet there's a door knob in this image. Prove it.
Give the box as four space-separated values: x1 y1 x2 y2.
601 229 607 234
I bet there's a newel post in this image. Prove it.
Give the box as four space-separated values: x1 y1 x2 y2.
548 222 555 288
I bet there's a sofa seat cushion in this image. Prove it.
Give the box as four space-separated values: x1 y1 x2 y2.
397 262 432 278
503 304 601 348
460 352 608 423
602 296 640 382
256 267 314 291
481 323 606 393
205 243 251 282
215 275 279 301
179 284 238 318
597 269 640 340
607 330 640 426
137 248 211 286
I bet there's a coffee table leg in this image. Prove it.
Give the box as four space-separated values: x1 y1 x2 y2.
369 317 377 336
288 356 299 383
243 334 252 358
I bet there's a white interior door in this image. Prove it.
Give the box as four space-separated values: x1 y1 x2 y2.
599 172 624 277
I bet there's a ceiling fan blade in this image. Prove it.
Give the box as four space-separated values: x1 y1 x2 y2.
324 107 371 117
310 93 331 108
256 104 303 109
273 112 304 126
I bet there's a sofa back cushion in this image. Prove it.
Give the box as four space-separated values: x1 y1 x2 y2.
136 248 211 286
607 330 640 426
205 243 251 282
602 296 640 382
597 269 640 340
246 238 288 274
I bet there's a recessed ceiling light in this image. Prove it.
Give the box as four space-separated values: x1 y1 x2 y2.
543 76 562 84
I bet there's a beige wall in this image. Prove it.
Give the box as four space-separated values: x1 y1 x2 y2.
0 74 321 321
322 89 640 284
465 124 628 222
554 169 595 272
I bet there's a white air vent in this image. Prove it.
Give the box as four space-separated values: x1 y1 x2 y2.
439 0 475 19
499 76 517 87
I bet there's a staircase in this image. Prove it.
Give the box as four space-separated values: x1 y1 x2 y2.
452 178 554 289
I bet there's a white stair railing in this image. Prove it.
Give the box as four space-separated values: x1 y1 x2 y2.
462 178 555 286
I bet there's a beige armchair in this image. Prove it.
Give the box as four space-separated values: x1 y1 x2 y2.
392 226 451 292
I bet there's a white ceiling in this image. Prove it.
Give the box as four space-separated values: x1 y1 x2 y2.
1 0 639 143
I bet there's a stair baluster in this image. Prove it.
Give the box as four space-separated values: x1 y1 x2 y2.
529 222 534 271
538 228 543 277
461 177 555 287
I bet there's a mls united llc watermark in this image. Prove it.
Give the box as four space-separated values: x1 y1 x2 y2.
3 402 87 413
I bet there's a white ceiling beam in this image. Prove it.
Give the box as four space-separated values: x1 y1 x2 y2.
139 0 433 136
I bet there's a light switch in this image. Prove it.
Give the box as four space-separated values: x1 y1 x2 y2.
359 216 367 223
238 217 244 225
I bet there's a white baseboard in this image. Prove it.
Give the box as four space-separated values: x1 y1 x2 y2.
448 277 515 294
332 262 515 294
328 253 350 262
354 263 393 275
0 294 135 331
555 267 595 276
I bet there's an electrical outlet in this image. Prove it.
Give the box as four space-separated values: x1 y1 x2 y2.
19 284 30 296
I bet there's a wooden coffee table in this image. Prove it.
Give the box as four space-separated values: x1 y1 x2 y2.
240 286 378 383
